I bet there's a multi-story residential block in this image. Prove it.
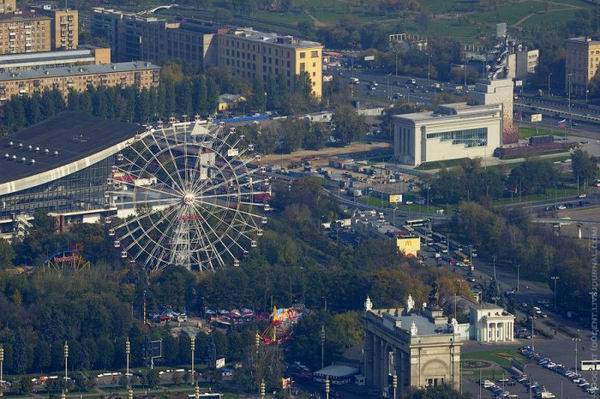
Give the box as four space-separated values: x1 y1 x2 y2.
0 10 52 55
217 27 323 98
566 36 600 96
91 8 218 71
41 8 79 50
0 0 15 14
0 61 160 102
0 46 110 72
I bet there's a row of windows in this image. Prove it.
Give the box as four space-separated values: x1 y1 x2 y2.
427 127 488 148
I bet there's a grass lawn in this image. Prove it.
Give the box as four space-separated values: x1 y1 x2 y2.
493 186 580 205
462 348 524 369
359 195 451 216
518 125 565 139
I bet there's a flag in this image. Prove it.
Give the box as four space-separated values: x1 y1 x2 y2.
558 119 567 129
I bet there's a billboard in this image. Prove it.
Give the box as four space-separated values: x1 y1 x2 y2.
215 358 226 369
364 55 375 61
530 113 542 123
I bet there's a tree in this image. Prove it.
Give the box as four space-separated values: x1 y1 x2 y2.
331 106 367 145
145 369 160 388
16 376 33 395
0 239 15 269
409 384 470 398
571 149 598 183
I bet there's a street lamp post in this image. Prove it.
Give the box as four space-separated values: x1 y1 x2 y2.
126 338 131 388
0 345 4 398
260 379 265 399
64 341 69 388
325 377 330 399
516 264 520 292
392 374 398 399
320 325 326 370
530 316 535 352
573 334 582 374
547 73 552 96
190 335 196 386
550 276 560 310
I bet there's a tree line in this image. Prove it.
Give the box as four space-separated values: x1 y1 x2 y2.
1 65 320 134
427 151 598 205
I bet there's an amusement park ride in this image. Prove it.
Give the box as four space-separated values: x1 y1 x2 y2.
259 307 302 345
106 120 270 273
44 243 90 272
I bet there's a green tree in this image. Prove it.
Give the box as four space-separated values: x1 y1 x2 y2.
571 149 598 183
0 238 15 268
331 106 367 144
16 376 33 395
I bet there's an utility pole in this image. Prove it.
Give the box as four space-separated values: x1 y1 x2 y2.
0 345 3 398
320 325 326 369
568 73 572 141
550 276 560 310
64 341 69 388
573 334 581 374
516 264 520 292
531 317 535 352
126 338 131 388
190 335 196 386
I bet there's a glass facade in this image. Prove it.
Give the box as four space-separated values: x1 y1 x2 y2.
427 127 488 148
0 156 114 218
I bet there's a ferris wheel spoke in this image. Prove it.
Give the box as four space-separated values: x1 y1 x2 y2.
118 205 180 245
197 190 270 201
142 205 187 269
188 205 226 269
155 127 188 192
193 200 258 247
189 203 234 267
194 197 263 221
140 132 185 193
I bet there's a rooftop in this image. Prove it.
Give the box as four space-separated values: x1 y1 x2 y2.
568 36 600 44
393 102 501 124
0 48 98 67
0 112 142 185
0 61 160 82
387 313 445 336
0 9 50 22
222 27 322 49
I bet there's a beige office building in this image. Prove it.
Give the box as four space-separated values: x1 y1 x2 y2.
0 0 15 14
0 47 111 73
0 11 52 55
217 27 323 98
0 61 160 103
566 36 600 96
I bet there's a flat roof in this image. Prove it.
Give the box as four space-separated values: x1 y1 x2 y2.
0 9 50 22
393 103 501 123
0 62 159 82
388 313 442 336
0 112 142 185
222 27 322 49
0 49 96 67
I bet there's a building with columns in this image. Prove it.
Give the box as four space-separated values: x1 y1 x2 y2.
363 296 462 397
470 303 515 343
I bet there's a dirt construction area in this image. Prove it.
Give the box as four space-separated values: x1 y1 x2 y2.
258 142 391 168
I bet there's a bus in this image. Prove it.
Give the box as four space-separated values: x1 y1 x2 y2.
581 360 600 371
405 218 431 228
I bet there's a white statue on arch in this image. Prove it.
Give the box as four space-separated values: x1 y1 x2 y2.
410 321 418 336
406 294 415 314
365 296 373 312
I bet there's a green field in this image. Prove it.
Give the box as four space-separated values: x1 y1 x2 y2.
518 125 566 139
141 0 596 44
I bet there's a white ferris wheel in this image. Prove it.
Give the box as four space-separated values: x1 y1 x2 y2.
106 121 270 272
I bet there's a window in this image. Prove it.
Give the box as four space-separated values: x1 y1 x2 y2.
427 127 488 148
300 63 305 72
299 52 306 58
311 50 318 58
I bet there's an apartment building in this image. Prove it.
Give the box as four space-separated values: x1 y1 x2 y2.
91 8 218 71
0 0 15 14
0 61 160 102
0 10 51 55
217 28 323 98
0 47 111 73
40 8 79 50
565 36 600 96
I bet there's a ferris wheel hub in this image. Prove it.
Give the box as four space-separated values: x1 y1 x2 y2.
182 192 197 205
